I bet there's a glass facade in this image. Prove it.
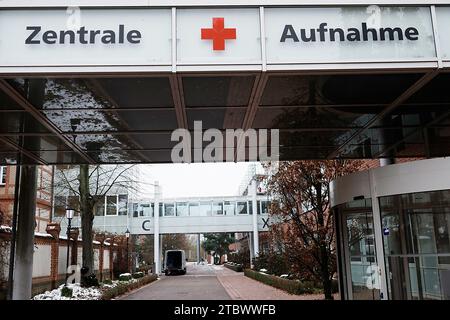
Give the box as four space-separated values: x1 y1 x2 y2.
237 201 248 215
224 201 235 216
176 202 188 216
164 203 175 216
199 202 212 216
212 202 224 215
380 190 450 300
335 189 450 300
335 199 381 300
101 198 272 218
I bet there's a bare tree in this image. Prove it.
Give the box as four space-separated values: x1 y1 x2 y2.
54 164 137 285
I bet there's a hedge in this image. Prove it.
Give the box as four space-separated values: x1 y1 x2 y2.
224 262 243 272
244 269 318 295
101 274 158 300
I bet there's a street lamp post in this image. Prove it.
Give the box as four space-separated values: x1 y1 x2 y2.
65 208 75 285
125 229 130 273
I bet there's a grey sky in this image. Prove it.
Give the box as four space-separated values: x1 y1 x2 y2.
136 162 255 198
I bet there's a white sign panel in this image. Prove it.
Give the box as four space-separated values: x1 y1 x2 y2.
265 7 436 64
0 9 172 66
177 9 261 65
436 7 450 60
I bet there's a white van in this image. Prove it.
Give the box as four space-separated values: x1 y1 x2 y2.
164 250 187 275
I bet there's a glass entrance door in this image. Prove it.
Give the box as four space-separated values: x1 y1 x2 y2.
342 209 381 300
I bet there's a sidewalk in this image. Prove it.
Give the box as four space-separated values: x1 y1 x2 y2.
213 265 329 300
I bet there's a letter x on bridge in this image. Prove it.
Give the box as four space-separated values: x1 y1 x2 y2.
201 17 236 50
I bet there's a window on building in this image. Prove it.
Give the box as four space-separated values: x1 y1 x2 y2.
54 195 66 217
94 196 105 216
189 203 199 216
224 201 235 216
106 195 118 216
260 200 270 215
237 201 247 215
132 203 139 217
164 203 175 216
0 166 7 185
118 194 128 216
199 201 212 216
176 202 188 216
39 208 50 220
212 202 223 215
248 201 253 215
140 203 152 217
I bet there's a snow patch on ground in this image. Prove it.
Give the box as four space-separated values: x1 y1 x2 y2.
32 284 102 300
32 279 138 300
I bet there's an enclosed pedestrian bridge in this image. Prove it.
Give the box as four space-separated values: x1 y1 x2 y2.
1 1 450 165
66 195 272 235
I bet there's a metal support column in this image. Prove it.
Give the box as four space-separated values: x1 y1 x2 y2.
251 179 259 258
12 166 37 300
153 181 161 274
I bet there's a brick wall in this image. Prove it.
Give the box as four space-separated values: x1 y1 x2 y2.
0 227 119 298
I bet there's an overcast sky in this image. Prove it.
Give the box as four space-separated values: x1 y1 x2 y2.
136 162 256 198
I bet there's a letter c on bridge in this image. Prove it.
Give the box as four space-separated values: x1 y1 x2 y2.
142 219 151 231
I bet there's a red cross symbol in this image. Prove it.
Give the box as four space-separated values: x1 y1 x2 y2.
201 17 236 51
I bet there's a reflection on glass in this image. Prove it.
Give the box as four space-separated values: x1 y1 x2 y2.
237 201 248 215
176 202 188 216
261 74 422 106
381 190 450 300
118 194 128 216
345 212 380 300
183 76 255 107
106 195 118 216
212 202 224 215
189 203 199 216
336 198 380 300
224 201 235 216
94 196 105 216
199 201 212 216
139 203 152 217
260 200 270 215
164 203 175 217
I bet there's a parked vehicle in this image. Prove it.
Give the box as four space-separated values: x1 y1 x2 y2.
164 250 187 275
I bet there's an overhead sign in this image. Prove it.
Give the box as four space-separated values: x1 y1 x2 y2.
0 6 442 69
435 7 450 61
265 6 436 64
0 9 172 66
177 8 261 65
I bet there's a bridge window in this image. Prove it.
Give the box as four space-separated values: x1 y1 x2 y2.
212 202 223 215
188 202 199 216
224 201 235 216
176 202 188 216
164 203 175 216
237 201 248 215
118 194 128 216
106 195 118 216
199 201 212 216
140 203 152 217
260 200 270 215
248 201 253 215
94 196 105 216
132 203 139 217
